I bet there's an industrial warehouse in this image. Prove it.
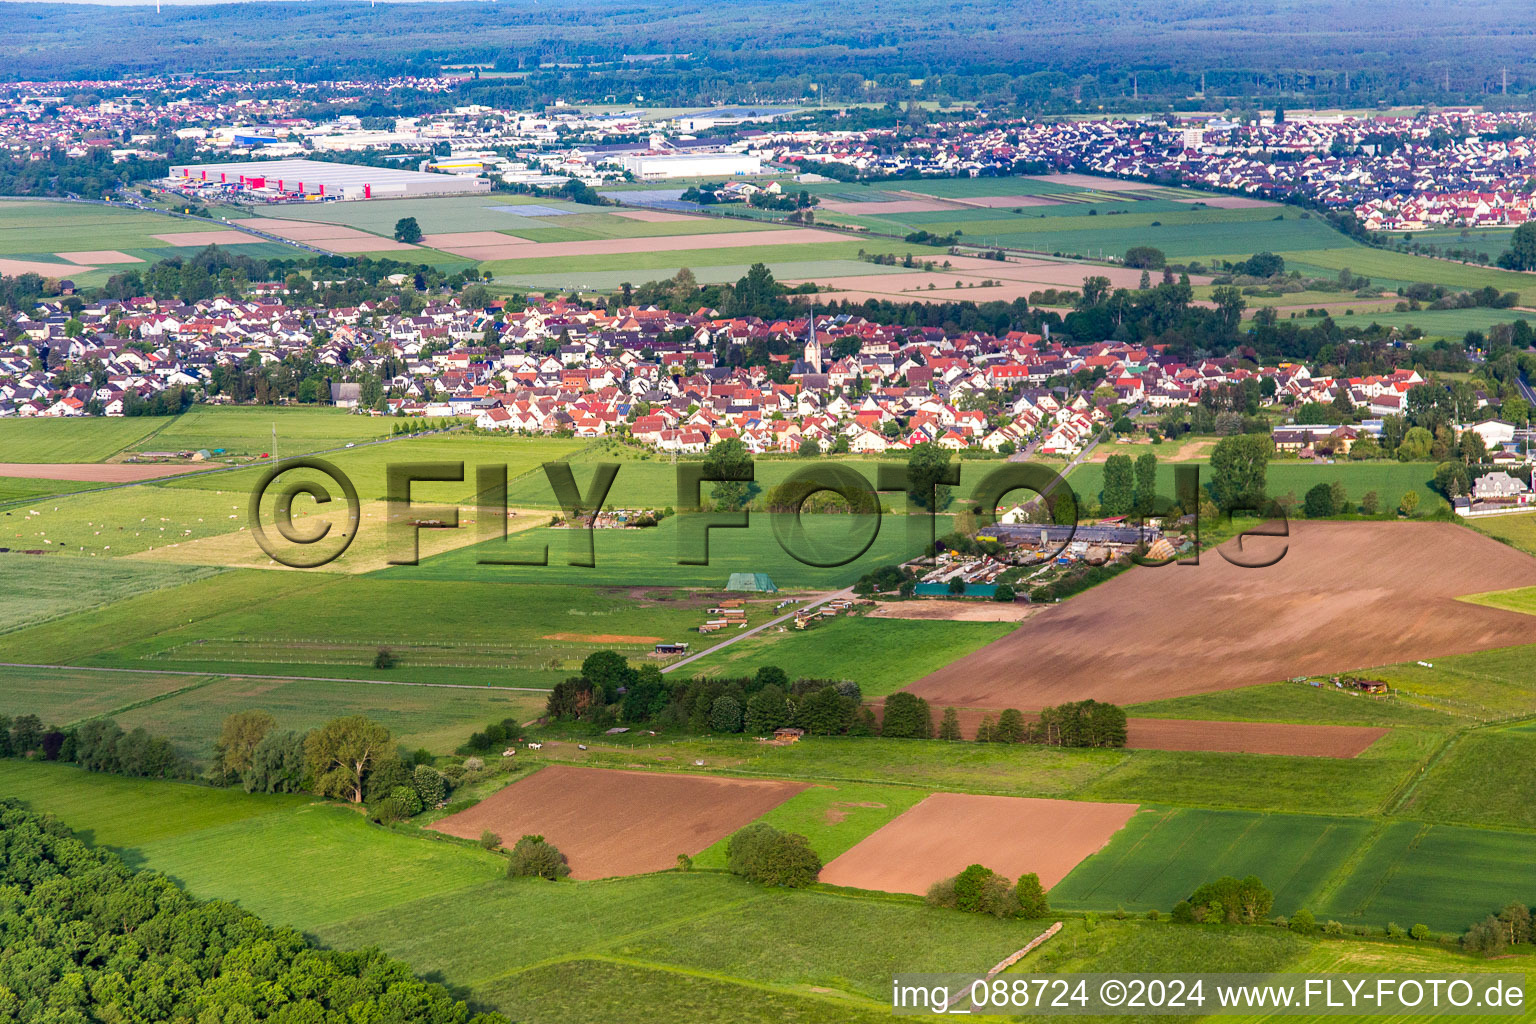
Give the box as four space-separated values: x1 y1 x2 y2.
165 158 490 201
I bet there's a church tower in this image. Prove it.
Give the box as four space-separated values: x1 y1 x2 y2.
803 315 823 373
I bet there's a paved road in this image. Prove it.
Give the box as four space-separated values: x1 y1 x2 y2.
659 586 855 674
0 661 548 693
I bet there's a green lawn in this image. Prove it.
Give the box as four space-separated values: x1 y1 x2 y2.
0 415 173 462
680 615 1015 696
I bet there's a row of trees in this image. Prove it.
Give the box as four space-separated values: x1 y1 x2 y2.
0 712 189 779
0 800 508 1024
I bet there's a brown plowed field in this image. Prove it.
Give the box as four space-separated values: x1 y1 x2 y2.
908 522 1536 710
429 765 806 879
484 228 842 262
0 462 207 481
818 793 1137 894
153 231 268 246
57 250 142 265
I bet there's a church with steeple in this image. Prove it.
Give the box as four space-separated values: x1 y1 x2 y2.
802 315 822 374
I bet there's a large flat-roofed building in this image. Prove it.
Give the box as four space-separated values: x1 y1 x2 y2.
616 151 761 180
167 158 489 200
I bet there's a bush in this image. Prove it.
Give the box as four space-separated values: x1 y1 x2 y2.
373 647 396 669
725 823 822 887
709 695 744 733
676 853 693 872
1185 876 1272 925
412 764 447 807
1289 908 1317 935
508 834 570 880
992 583 1016 602
1410 923 1431 940
479 830 501 850
1016 872 1051 918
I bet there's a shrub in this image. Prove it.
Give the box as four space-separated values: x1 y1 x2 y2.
373 647 396 669
508 834 570 880
676 853 693 872
412 764 447 807
1146 909 1161 922
1289 908 1317 935
1410 923 1431 941
1016 872 1051 918
1171 900 1194 923
364 758 412 803
479 830 501 850
938 706 963 740
371 794 412 824
463 756 484 771
1187 876 1273 925
725 823 822 887
952 863 996 912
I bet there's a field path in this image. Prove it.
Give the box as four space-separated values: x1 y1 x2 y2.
660 587 854 674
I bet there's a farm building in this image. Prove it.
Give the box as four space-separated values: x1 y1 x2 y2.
725 572 778 593
167 158 490 199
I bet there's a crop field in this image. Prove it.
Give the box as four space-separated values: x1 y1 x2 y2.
148 405 395 456
376 511 953 590
113 675 548 759
0 475 99 504
1317 821 1536 933
1279 246 1536 303
1065 458 1446 514
1127 680 1460 728
0 570 719 687
1469 510 1536 558
0 552 223 632
1397 727 1536 829
680 615 1017 696
1051 807 1373 916
0 665 212 724
0 200 309 283
0 415 173 463
483 238 949 283
690 781 926 869
909 522 1536 711
430 765 808 878
818 792 1138 895
1278 306 1536 342
2 433 589 562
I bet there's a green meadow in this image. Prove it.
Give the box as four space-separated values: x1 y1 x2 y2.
0 414 173 462
679 615 1015 696
1066 458 1446 514
0 552 222 633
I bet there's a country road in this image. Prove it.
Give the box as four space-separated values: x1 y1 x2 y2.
659 586 855 674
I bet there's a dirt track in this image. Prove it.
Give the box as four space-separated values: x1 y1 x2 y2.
818 792 1137 894
429 765 806 879
907 522 1536 710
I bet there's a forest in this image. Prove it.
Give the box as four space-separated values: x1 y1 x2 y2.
5 0 1536 111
